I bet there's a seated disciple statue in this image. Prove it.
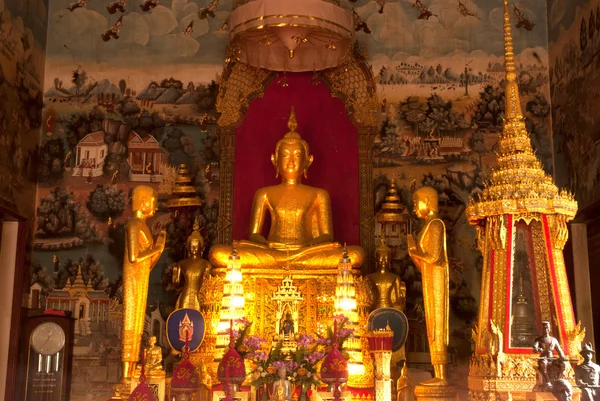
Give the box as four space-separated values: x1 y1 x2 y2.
172 219 212 310
143 336 163 375
576 343 600 401
209 107 364 270
272 367 293 401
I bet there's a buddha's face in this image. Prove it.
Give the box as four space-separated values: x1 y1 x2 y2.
377 252 389 272
413 195 430 219
188 239 200 256
140 196 157 217
149 336 156 346
582 351 593 363
274 142 309 180
542 322 551 336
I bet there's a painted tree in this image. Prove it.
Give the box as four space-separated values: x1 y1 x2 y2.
468 131 487 167
471 84 505 130
55 255 110 291
86 184 127 220
426 93 469 135
581 17 588 51
37 188 101 241
119 79 127 96
30 262 56 297
36 138 65 185
397 97 428 136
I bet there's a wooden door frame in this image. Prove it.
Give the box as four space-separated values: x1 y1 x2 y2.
1 206 29 401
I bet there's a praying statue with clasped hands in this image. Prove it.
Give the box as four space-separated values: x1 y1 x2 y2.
407 186 450 386
272 367 293 401
209 107 364 270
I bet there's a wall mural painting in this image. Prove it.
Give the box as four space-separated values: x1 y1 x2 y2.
354 0 552 385
548 0 600 209
27 0 554 399
30 1 224 398
0 0 47 221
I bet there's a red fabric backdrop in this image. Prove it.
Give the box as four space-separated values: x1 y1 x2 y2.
232 72 360 246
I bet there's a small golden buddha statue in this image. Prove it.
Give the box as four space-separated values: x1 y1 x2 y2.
407 187 449 386
172 219 212 310
143 335 164 375
121 185 166 382
368 237 406 311
209 107 364 270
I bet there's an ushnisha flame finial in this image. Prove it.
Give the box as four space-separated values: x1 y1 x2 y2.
288 106 298 132
503 0 522 122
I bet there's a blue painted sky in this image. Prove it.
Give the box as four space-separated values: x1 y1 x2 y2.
45 0 550 67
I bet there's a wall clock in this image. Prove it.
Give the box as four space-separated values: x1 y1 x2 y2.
17 310 75 401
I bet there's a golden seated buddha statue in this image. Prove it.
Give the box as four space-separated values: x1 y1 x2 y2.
209 107 364 273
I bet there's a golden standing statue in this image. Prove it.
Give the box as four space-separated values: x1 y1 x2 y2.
407 187 449 386
368 237 406 310
209 107 364 270
172 219 212 310
121 185 166 382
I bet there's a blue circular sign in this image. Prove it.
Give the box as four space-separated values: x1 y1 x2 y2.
367 308 409 352
166 308 206 352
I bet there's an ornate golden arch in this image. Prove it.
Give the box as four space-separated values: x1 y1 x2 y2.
215 49 379 270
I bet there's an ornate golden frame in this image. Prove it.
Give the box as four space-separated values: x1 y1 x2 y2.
214 49 379 270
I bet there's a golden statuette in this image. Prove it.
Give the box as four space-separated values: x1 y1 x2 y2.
368 237 406 310
172 218 213 310
407 187 449 386
209 106 365 271
139 335 164 376
120 185 166 383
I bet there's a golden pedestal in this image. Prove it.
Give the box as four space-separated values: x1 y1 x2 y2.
525 389 581 401
414 385 457 401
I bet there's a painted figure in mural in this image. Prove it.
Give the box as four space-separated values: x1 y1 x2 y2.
143 336 164 374
209 107 365 271
533 321 568 390
281 312 295 336
101 16 123 42
368 237 406 311
576 343 600 401
407 186 449 386
198 0 219 19
182 21 194 36
120 185 166 383
551 379 573 401
107 0 127 14
67 0 88 12
272 367 293 401
353 9 371 34
140 0 159 12
172 218 212 310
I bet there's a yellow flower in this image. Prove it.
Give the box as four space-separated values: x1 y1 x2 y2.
238 345 249 353
267 366 276 374
297 368 308 376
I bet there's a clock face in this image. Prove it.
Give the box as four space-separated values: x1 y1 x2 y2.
31 322 65 355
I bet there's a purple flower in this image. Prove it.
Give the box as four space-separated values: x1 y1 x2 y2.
235 316 251 327
248 351 268 362
244 335 267 351
284 360 300 373
303 352 326 365
316 336 332 346
297 334 314 348
338 328 355 338
332 314 350 325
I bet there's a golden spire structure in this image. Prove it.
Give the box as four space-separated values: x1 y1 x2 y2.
466 0 577 222
467 1 583 400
